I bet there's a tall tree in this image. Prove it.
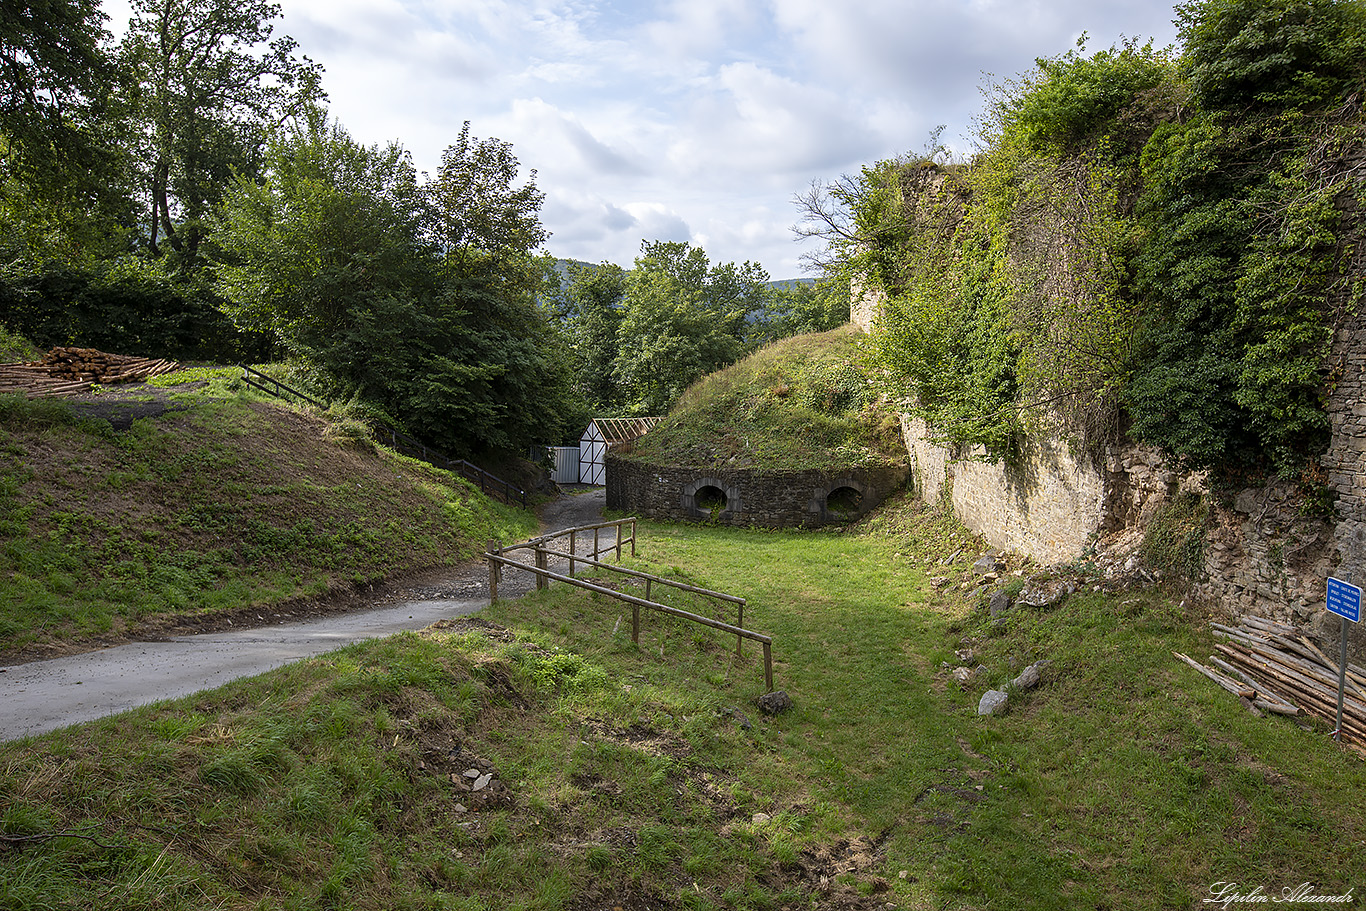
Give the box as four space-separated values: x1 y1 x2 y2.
0 0 136 266
564 262 627 411
217 113 572 456
0 0 109 177
119 0 321 270
611 241 770 415
428 121 547 273
215 110 432 357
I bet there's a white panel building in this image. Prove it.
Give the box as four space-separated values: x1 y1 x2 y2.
579 417 661 486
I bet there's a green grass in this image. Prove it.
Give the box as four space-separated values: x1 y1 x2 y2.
624 326 905 471
0 325 42 363
3 494 1362 909
0 378 537 656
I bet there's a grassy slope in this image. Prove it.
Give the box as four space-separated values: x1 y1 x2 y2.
2 495 1362 910
625 326 904 472
0 369 537 658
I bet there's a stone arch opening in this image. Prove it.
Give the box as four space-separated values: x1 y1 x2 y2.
825 485 864 520
682 477 738 520
694 484 728 512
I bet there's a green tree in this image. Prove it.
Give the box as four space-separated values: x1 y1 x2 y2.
749 277 851 343
119 0 321 270
0 0 110 178
1 0 136 268
428 122 548 270
1125 0 1366 475
1177 0 1366 109
217 113 571 457
215 111 431 355
610 241 769 415
563 262 627 412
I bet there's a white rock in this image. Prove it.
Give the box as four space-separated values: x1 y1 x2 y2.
978 690 1009 716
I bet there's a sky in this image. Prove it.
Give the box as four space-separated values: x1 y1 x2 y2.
99 0 1183 280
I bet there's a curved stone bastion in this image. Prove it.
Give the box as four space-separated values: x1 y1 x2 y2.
605 454 908 527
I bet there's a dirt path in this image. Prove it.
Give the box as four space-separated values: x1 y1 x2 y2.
0 488 609 741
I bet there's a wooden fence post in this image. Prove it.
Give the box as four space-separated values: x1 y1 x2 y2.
569 530 577 577
736 602 744 658
762 640 774 693
535 546 547 591
630 519 637 557
487 539 500 603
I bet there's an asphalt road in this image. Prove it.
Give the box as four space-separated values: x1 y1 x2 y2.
0 597 487 741
0 487 608 742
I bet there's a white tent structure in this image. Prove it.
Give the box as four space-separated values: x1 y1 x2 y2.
579 417 661 485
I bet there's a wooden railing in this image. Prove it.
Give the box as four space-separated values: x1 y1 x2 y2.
485 520 775 692
238 365 326 409
239 365 526 507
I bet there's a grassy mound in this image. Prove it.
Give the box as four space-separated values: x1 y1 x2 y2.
623 326 905 471
0 368 536 658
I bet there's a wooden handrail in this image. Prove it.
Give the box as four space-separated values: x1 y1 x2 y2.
486 523 774 692
484 553 774 692
240 365 526 508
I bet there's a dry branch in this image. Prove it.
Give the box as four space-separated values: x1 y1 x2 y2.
1180 615 1366 753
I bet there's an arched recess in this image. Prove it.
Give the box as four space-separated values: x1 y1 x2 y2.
683 477 740 520
825 485 864 520
810 477 868 523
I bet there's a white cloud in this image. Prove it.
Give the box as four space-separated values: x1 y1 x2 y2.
97 0 1186 278
503 98 645 179
640 0 762 62
669 62 891 181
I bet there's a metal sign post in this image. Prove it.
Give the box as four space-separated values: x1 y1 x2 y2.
1326 576 1361 742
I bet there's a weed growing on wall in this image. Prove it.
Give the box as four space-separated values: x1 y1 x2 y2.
1139 492 1210 582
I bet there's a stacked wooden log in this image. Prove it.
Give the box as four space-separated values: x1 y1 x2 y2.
1175 614 1366 758
0 348 179 397
40 347 178 383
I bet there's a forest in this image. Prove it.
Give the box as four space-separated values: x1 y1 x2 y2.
0 0 848 459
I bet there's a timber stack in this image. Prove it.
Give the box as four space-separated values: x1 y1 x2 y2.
0 347 179 397
1174 614 1366 758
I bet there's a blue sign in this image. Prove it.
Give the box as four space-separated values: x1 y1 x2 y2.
1327 577 1361 623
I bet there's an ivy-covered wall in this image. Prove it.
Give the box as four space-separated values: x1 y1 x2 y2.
887 300 1365 649
839 0 1366 640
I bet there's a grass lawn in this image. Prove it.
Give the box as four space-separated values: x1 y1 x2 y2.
2 495 1362 909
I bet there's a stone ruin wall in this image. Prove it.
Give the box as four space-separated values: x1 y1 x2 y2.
860 273 1366 652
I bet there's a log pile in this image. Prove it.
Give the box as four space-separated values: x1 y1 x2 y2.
1175 614 1366 758
0 348 179 397
40 347 179 383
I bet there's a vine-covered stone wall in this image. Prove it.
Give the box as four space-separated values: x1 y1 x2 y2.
896 300 1365 654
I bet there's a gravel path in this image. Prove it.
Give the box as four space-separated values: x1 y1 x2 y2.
0 487 610 741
